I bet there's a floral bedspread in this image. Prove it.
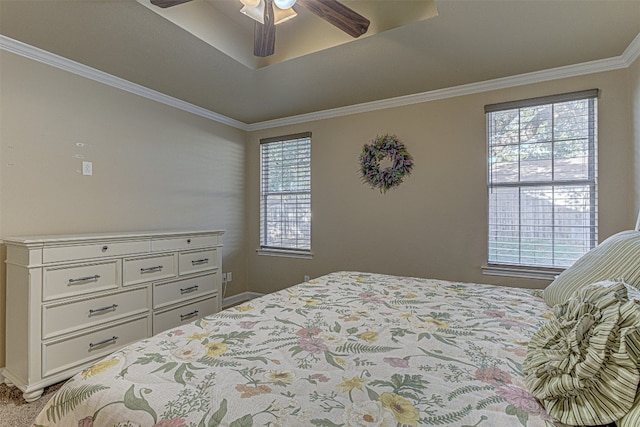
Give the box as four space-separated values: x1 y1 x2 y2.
32 271 556 427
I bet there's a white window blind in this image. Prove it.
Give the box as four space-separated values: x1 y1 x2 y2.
486 89 598 269
260 133 311 253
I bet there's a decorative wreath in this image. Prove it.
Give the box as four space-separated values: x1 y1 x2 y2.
359 134 414 193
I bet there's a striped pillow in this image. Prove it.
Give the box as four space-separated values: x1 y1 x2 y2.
619 392 640 427
525 280 640 426
543 230 640 307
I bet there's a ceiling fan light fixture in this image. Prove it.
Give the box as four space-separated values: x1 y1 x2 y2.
241 0 296 25
240 1 265 23
239 0 261 7
273 6 297 24
274 0 297 9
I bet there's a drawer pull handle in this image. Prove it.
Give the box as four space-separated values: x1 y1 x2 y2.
89 304 118 315
89 336 118 349
191 258 209 265
187 239 192 244
180 285 199 294
68 275 101 284
102 245 109 252
140 266 163 273
180 310 199 320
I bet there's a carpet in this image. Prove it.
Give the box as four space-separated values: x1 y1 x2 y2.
0 382 63 427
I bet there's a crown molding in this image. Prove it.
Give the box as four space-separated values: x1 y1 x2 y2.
0 35 248 131
247 51 633 131
622 32 640 67
2 32 639 132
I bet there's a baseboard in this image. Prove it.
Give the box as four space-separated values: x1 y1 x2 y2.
222 292 264 308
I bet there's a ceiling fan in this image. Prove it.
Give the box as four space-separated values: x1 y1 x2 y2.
150 0 370 57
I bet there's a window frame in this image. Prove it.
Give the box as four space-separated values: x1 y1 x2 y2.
258 132 313 259
483 89 599 278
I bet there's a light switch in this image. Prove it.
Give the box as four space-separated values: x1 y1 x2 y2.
82 161 93 176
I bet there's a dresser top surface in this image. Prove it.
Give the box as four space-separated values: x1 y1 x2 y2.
3 230 225 245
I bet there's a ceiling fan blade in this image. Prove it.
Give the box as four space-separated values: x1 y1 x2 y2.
296 0 370 38
150 0 193 8
254 0 276 57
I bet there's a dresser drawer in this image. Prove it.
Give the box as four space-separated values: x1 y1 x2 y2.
123 254 176 286
153 273 217 310
153 296 217 335
43 240 150 264
42 287 150 339
43 260 119 301
152 234 220 252
42 316 149 378
179 249 218 275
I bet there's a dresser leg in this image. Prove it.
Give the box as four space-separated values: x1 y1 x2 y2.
23 388 44 403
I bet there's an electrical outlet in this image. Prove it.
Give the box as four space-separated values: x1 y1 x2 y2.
227 272 232 283
304 275 310 282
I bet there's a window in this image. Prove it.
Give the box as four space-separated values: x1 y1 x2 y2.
259 132 312 257
486 89 598 271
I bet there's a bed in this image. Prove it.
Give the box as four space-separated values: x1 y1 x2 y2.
32 271 559 427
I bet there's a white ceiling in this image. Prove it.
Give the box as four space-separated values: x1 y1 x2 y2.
1 0 639 124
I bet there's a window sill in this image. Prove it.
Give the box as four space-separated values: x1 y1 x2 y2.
257 248 314 259
481 264 563 281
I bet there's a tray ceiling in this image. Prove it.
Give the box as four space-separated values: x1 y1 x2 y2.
1 0 639 124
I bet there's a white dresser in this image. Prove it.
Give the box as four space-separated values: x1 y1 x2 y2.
2 230 224 402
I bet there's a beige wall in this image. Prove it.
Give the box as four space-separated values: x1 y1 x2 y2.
0 51 248 367
632 55 640 220
247 69 634 295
